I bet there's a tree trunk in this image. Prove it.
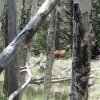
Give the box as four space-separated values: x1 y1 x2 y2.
0 3 8 47
44 8 57 100
71 0 92 100
55 11 60 50
19 0 33 86
3 0 19 100
19 0 33 30
1 2 8 96
70 0 73 46
18 0 33 99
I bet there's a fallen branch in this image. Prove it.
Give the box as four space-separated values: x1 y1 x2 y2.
8 62 33 100
0 0 59 74
30 75 99 85
30 77 71 85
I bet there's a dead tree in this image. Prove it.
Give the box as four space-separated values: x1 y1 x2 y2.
0 0 59 74
71 0 92 100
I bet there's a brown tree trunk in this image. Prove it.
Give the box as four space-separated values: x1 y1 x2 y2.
44 8 57 100
19 0 33 86
71 0 92 100
18 0 33 99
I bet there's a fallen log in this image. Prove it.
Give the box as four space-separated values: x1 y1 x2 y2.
30 76 99 85
30 77 71 85
0 0 59 74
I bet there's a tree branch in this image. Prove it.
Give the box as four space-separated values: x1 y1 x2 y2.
8 62 33 100
0 0 59 74
30 76 98 85
30 77 71 85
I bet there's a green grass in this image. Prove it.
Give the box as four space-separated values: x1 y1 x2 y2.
88 60 100 100
0 57 100 100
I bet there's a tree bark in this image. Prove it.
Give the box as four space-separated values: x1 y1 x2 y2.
70 0 73 46
44 8 57 100
18 0 33 99
3 0 19 100
71 0 92 100
55 11 60 50
0 3 8 47
19 0 33 86
19 0 33 30
1 2 8 96
0 0 59 74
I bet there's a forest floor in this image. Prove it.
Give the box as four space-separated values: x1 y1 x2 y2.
0 56 100 100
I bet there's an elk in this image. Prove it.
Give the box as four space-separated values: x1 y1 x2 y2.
37 45 71 70
54 45 71 58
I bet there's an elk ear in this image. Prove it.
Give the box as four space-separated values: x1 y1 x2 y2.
54 50 59 55
67 45 71 48
66 44 71 49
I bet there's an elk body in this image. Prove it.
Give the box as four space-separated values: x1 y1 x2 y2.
54 45 70 58
38 45 71 70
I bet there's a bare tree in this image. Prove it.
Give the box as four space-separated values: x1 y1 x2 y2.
44 8 57 100
71 0 92 100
